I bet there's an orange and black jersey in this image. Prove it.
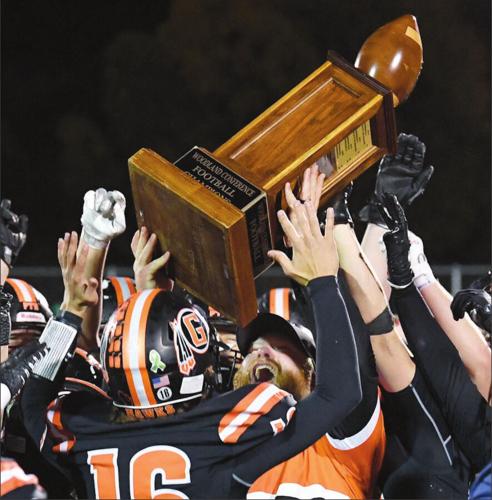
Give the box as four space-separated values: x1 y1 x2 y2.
45 383 296 498
21 276 362 498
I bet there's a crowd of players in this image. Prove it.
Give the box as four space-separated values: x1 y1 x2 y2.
0 134 490 499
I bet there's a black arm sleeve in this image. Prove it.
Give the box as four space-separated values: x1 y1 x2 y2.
391 285 491 472
233 275 362 485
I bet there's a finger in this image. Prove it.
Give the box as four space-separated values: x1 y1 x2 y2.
83 190 96 209
57 237 65 268
18 214 28 234
395 133 409 159
300 168 311 202
130 230 140 257
284 182 298 211
139 233 158 265
413 140 426 168
376 201 394 229
292 201 312 240
61 232 71 269
403 135 418 165
309 164 318 203
95 188 108 210
110 190 126 209
135 226 149 256
67 231 79 269
277 210 301 246
314 172 325 210
305 201 322 238
148 251 171 274
267 250 294 276
75 241 90 276
86 277 99 304
408 165 434 205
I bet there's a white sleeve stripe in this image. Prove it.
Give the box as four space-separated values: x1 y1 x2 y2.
326 396 381 450
219 385 283 442
33 319 77 380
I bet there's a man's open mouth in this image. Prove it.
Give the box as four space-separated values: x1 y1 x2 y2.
251 363 278 383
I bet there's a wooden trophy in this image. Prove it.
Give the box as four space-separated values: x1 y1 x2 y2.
129 15 423 326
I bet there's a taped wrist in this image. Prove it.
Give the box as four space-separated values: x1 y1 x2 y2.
81 228 109 249
366 308 393 335
32 316 79 381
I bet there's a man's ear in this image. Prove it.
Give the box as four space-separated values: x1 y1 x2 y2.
305 357 315 391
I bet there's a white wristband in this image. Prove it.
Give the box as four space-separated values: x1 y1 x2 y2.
33 318 78 381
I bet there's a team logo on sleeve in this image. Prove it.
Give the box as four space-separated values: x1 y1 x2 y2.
171 308 210 375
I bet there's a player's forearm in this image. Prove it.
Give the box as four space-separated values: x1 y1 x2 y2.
360 223 392 299
73 245 107 351
420 281 491 399
307 276 361 414
334 224 388 323
335 224 416 392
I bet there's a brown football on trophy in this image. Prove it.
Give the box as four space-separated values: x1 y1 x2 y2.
355 14 423 106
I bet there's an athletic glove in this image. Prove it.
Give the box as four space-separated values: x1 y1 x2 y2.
451 288 491 333
408 231 436 290
377 193 413 288
0 285 13 346
469 271 491 293
319 182 353 227
0 199 28 267
359 133 434 225
0 340 49 399
81 188 126 248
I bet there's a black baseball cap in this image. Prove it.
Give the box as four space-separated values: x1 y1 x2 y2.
237 312 316 360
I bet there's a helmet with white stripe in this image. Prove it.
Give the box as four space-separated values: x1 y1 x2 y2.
101 276 136 327
4 278 52 330
100 289 216 419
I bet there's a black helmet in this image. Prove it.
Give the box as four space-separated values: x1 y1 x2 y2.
100 289 216 419
4 278 52 330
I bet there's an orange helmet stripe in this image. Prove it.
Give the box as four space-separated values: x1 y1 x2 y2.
109 276 136 306
6 278 37 304
269 288 290 321
122 290 160 407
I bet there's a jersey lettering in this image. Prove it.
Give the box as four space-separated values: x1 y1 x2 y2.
88 445 191 499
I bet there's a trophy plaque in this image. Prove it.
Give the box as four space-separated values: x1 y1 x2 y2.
129 15 423 325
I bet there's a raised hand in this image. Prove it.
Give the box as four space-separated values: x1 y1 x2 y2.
451 288 491 334
58 232 99 316
0 199 28 268
359 133 434 224
268 198 338 286
131 226 172 291
377 193 413 288
81 188 126 249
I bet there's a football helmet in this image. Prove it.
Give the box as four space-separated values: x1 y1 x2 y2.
101 276 137 326
4 278 52 331
258 287 314 330
100 289 216 418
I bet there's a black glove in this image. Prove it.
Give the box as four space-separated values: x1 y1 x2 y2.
469 271 492 293
0 285 13 346
0 199 28 267
451 289 491 333
0 340 48 399
359 133 434 225
377 193 413 288
319 182 353 228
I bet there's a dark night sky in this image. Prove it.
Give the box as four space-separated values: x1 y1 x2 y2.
2 0 490 270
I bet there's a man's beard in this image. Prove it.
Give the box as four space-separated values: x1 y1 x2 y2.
233 360 309 401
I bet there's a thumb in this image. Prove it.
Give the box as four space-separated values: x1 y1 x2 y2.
408 165 434 205
268 250 294 276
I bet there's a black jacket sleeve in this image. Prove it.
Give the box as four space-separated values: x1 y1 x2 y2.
233 275 362 486
391 284 491 472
